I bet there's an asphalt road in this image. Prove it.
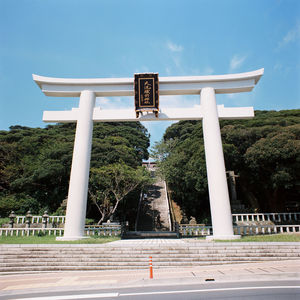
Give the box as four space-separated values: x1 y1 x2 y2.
2 280 299 300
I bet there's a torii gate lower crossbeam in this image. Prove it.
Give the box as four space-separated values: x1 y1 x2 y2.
33 69 263 240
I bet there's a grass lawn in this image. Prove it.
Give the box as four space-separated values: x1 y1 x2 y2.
0 235 120 244
215 233 300 242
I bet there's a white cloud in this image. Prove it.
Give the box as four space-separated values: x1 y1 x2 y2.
226 93 237 99
203 66 214 75
225 93 254 107
166 41 183 52
230 54 247 70
278 24 300 48
273 63 282 71
134 66 150 73
172 56 181 68
165 67 172 75
96 96 133 109
96 97 110 106
160 95 199 108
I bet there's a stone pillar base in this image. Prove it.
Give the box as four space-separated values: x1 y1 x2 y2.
206 235 241 241
56 236 90 241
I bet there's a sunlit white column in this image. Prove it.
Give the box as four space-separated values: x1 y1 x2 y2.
201 87 240 240
57 90 95 240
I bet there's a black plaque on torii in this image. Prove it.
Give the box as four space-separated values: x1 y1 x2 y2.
134 73 159 118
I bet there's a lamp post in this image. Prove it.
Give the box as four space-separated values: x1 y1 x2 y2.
42 211 49 229
25 210 32 228
9 211 16 228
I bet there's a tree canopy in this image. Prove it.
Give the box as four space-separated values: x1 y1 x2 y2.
1 109 299 225
89 163 152 224
152 109 300 222
0 122 150 219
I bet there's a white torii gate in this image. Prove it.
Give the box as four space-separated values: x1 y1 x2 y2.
33 68 263 240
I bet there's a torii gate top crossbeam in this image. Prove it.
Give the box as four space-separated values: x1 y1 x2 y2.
33 69 264 97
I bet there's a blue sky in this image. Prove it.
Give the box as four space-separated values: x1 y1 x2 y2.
0 0 299 147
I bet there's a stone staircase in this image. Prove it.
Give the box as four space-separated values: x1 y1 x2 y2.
1 242 299 273
135 179 171 232
122 231 178 239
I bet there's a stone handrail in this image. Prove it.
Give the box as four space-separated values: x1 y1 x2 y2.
16 216 66 224
134 191 144 231
179 224 300 237
234 224 300 235
0 228 65 237
85 225 121 236
179 224 212 236
232 212 300 223
0 225 121 237
164 181 173 231
1 224 299 238
14 212 300 225
165 181 177 232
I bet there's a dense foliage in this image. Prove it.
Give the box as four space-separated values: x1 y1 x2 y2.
1 110 299 225
152 110 300 223
0 122 150 221
89 163 152 224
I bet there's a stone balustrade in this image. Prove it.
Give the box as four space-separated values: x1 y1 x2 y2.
1 224 299 238
14 213 300 225
232 212 300 223
234 224 300 235
179 224 212 236
85 225 121 236
16 215 66 224
2 212 299 238
0 228 65 237
0 225 121 237
179 224 300 237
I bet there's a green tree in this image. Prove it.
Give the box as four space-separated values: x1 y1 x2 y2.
244 126 300 211
153 109 300 222
89 163 152 224
0 122 150 217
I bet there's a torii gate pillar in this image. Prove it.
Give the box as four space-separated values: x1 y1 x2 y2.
201 87 237 239
33 68 263 241
61 90 95 239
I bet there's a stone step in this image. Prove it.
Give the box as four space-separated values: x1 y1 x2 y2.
2 244 299 249
1 248 299 255
1 244 299 273
2 245 299 250
3 257 289 267
1 243 299 248
0 261 254 273
1 250 299 257
136 179 171 231
122 231 178 239
1 255 298 267
1 253 298 261
2 252 298 260
1 248 287 253
2 251 297 260
0 256 294 264
3 258 299 273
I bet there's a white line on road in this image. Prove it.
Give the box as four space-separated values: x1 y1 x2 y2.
11 286 300 300
12 293 119 300
120 286 300 297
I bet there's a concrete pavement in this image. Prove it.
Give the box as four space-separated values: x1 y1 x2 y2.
1 259 299 298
